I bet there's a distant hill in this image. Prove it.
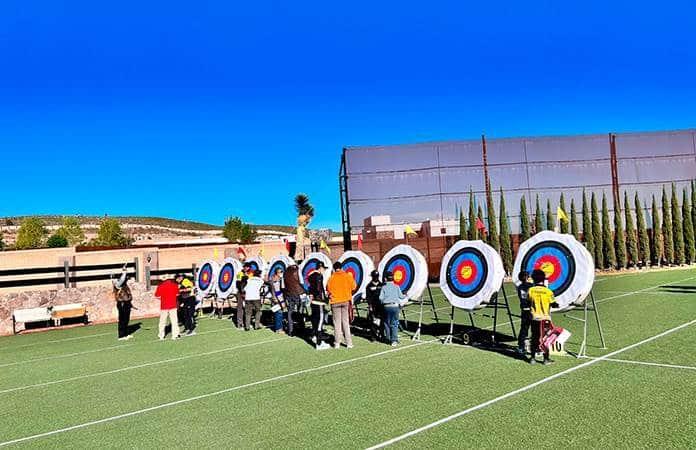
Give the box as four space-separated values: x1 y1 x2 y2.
0 215 223 231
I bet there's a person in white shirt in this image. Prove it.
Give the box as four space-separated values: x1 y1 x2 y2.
244 270 265 330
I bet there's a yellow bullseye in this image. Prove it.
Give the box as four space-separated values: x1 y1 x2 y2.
540 261 555 278
394 271 404 282
460 266 472 280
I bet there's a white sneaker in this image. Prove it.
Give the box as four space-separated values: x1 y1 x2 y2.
391 342 398 347
316 342 331 351
347 344 354 349
118 336 128 341
186 331 197 337
158 337 165 341
311 336 317 344
172 336 180 341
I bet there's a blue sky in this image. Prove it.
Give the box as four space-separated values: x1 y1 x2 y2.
1 1 695 229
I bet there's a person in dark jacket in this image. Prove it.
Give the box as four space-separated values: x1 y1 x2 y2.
364 270 384 342
113 267 133 341
234 262 252 328
307 262 331 350
516 271 534 356
283 265 306 337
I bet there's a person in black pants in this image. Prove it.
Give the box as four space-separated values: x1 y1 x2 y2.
516 271 533 356
364 270 384 342
307 262 330 350
283 265 306 337
176 274 197 336
113 268 133 341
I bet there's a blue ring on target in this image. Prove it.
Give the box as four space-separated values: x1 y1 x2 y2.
521 241 576 296
269 261 287 278
301 258 322 289
446 248 487 298
383 255 415 293
198 263 214 291
341 257 364 289
218 263 235 292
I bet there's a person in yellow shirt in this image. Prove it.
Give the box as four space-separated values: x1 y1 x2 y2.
327 262 357 349
527 269 559 365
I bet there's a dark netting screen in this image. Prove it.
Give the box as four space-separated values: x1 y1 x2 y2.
343 129 696 234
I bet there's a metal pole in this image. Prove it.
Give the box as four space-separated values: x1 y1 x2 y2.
444 306 455 345
591 290 606 349
63 261 70 288
145 266 151 291
133 257 140 283
502 287 517 339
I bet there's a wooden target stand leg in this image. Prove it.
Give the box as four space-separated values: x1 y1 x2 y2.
565 290 607 358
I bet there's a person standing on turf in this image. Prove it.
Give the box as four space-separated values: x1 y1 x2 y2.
327 261 357 349
244 270 264 330
176 273 197 337
379 271 406 346
515 271 533 356
268 267 286 334
155 276 180 340
364 270 384 342
307 262 331 350
113 266 133 341
528 269 559 365
235 262 252 328
283 265 306 337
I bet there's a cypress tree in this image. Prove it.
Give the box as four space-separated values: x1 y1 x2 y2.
683 188 695 264
614 194 627 269
558 194 568 234
534 195 543 235
692 180 696 250
477 205 485 241
520 196 531 243
635 193 650 267
570 199 579 240
468 189 477 240
661 186 674 264
498 189 513 273
582 190 595 258
486 188 500 252
624 191 638 268
601 193 616 269
591 193 603 264
671 183 685 265
546 199 554 231
459 208 466 240
651 195 663 266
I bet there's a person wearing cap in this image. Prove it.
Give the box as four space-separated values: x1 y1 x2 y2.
244 269 265 330
307 261 331 350
327 261 357 349
528 269 559 365
379 271 407 346
176 273 197 337
235 262 252 328
364 270 384 342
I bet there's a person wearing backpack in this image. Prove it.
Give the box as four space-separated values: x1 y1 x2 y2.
113 267 133 341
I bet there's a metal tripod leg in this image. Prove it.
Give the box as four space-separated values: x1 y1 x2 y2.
591 291 607 349
412 295 425 341
443 306 455 345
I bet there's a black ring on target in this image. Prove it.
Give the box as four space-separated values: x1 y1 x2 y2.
341 257 364 289
521 241 576 296
198 263 213 291
301 258 323 289
218 263 235 292
445 247 488 298
383 254 415 294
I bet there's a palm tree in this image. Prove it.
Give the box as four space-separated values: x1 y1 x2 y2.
294 194 315 258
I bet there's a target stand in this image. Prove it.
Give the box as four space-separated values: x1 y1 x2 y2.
442 287 517 346
405 284 441 341
563 290 607 358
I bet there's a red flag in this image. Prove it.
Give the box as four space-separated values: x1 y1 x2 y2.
357 233 363 250
237 247 247 259
476 217 487 232
284 239 290 253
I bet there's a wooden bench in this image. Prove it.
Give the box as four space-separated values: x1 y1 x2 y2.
12 307 52 334
51 303 88 327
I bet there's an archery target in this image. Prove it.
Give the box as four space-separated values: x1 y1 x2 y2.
299 252 333 289
267 255 296 280
337 250 375 298
217 257 242 299
513 231 595 311
196 260 219 299
378 245 428 300
440 240 505 310
246 256 267 276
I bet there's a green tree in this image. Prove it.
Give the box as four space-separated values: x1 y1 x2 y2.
486 189 500 252
55 216 85 246
624 192 638 268
468 189 477 240
591 193 603 264
635 193 650 267
661 186 674 264
534 195 543 234
671 184 685 264
570 199 579 239
613 195 626 269
15 217 48 249
559 194 569 234
0 232 4 250
46 234 69 248
582 190 595 258
92 218 131 247
692 181 696 251
546 199 554 231
519 196 531 242
458 208 467 240
498 189 513 273
650 195 663 266
601 193 616 269
223 216 258 244
683 188 695 264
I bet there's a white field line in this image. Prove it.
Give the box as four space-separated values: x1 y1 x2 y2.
586 356 696 372
0 340 434 447
597 290 691 296
366 318 696 450
0 332 113 351
596 275 696 304
0 344 134 369
0 338 284 396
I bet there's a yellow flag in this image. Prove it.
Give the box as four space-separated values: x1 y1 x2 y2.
320 239 329 250
557 206 569 223
213 248 219 258
404 225 417 236
258 245 265 257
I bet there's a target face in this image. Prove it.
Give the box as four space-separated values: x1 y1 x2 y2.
267 255 296 281
299 253 333 289
341 257 364 289
378 245 428 300
198 263 214 291
440 240 504 310
521 241 575 296
337 251 375 300
246 256 266 276
216 257 242 298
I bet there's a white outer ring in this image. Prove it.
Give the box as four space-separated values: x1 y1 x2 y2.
338 250 375 298
512 230 595 311
299 252 333 288
378 244 429 300
266 255 297 280
195 260 219 300
246 256 267 276
439 240 505 311
216 257 242 299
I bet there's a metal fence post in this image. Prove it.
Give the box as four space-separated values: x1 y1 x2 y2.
134 257 140 283
63 261 70 288
145 266 151 291
192 263 197 278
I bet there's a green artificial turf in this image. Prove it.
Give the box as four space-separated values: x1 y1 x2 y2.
0 268 694 448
